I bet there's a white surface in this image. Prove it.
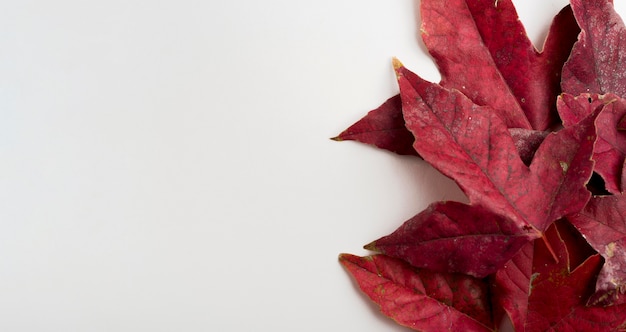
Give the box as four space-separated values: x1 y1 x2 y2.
0 0 623 331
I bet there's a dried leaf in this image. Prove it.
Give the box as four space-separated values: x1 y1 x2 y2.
396 60 597 233
331 95 419 156
459 0 579 130
365 201 535 278
569 194 626 306
339 253 494 331
558 93 626 193
334 0 578 154
526 223 626 331
562 0 626 98
490 242 534 332
333 97 547 164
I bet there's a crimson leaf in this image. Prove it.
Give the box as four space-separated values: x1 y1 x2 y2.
558 93 626 194
396 60 597 233
339 253 494 331
525 222 626 331
568 193 626 306
562 0 626 98
365 201 534 278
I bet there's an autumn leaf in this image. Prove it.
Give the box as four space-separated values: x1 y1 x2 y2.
562 0 626 98
358 61 597 280
525 222 626 331
568 193 626 306
333 0 578 155
558 93 626 194
364 201 534 278
331 95 419 156
490 242 534 332
422 0 578 130
332 97 547 165
395 60 597 233
491 220 596 332
339 253 495 331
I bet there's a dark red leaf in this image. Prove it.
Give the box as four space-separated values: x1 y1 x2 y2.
490 242 534 332
396 60 597 233
332 95 419 156
569 194 626 306
463 1 579 130
365 201 535 278
525 223 626 331
419 0 528 129
562 0 626 98
558 93 626 194
333 0 577 154
334 93 547 163
420 0 578 130
339 253 495 331
491 219 599 331
557 93 607 128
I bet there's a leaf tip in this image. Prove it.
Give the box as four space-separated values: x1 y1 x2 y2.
338 253 356 265
330 136 343 141
392 57 403 71
363 241 378 252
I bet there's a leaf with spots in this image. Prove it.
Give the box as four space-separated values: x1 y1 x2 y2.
339 253 495 331
364 201 536 278
562 0 626 98
568 193 626 306
557 93 626 194
332 93 548 164
525 222 626 331
395 60 597 233
421 0 578 130
333 0 578 156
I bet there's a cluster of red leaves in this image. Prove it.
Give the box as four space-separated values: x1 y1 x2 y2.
334 0 626 331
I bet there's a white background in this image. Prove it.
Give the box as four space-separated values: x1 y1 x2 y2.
1 0 624 331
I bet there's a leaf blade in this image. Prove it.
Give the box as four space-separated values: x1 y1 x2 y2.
396 61 597 232
569 194 626 306
366 201 535 278
339 253 495 331
562 0 626 98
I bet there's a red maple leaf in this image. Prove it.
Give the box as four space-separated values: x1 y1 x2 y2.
339 253 495 331
421 0 578 130
364 201 533 278
359 61 597 279
332 0 579 155
394 60 596 235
